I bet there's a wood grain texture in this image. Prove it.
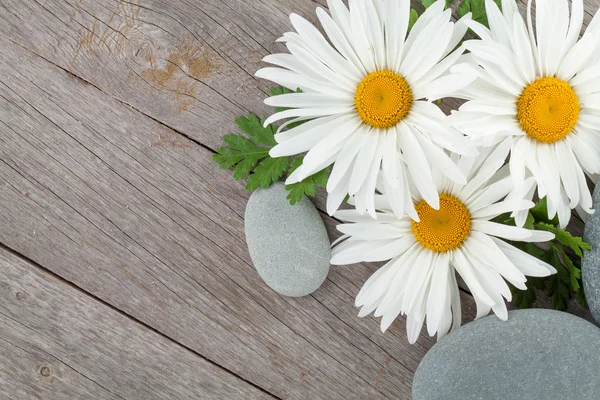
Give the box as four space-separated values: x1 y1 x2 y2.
0 246 273 400
0 33 479 399
0 0 595 398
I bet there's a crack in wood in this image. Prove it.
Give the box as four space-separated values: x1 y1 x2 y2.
0 243 281 399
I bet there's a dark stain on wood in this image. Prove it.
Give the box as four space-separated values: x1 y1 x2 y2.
73 0 141 61
39 366 52 378
141 34 220 111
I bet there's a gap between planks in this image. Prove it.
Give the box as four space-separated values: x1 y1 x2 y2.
0 242 282 399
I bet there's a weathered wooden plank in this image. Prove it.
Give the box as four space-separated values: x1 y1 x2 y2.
0 0 431 152
1 0 590 244
0 246 274 400
0 34 480 399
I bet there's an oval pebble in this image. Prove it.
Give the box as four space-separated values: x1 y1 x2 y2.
413 309 600 400
583 183 600 324
245 182 330 297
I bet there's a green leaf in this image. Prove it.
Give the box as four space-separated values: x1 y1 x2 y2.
233 157 260 181
525 242 545 259
523 212 536 230
269 86 288 97
530 197 548 219
458 0 502 28
270 86 302 97
246 157 290 191
499 200 589 312
408 9 419 32
458 0 484 22
537 223 591 257
544 246 571 311
510 282 537 309
285 157 331 205
422 0 436 8
287 157 303 175
235 114 277 147
529 197 559 225
556 246 581 293
213 134 269 176
577 283 588 307
213 112 284 187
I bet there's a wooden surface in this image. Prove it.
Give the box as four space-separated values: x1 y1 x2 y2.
0 0 594 399
0 245 272 400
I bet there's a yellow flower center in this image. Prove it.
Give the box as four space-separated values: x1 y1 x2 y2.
411 194 471 253
354 70 413 129
517 77 580 144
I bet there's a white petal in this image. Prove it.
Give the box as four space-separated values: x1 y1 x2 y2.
557 33 596 81
265 92 353 109
449 268 462 332
334 208 398 223
471 199 534 220
510 12 536 83
491 237 557 276
263 105 354 127
460 137 512 201
536 143 561 218
332 238 390 264
358 131 386 218
568 132 600 175
384 0 409 70
472 220 554 242
349 130 379 196
376 246 424 330
381 128 399 188
336 222 410 240
301 117 361 170
420 71 478 102
426 253 450 336
555 140 581 208
466 176 513 211
347 0 376 72
468 232 528 285
464 242 512 301
271 115 349 157
256 67 347 97
317 6 367 76
452 248 496 308
289 13 361 83
327 129 369 192
466 20 493 41
485 0 511 48
327 167 352 216
562 0 584 60
412 131 466 185
398 123 439 209
401 250 434 314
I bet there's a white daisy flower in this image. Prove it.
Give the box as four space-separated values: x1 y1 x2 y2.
331 140 556 343
256 0 477 219
450 0 600 228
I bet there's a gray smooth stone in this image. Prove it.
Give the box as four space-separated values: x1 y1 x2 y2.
583 184 600 324
413 309 600 400
245 182 330 297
